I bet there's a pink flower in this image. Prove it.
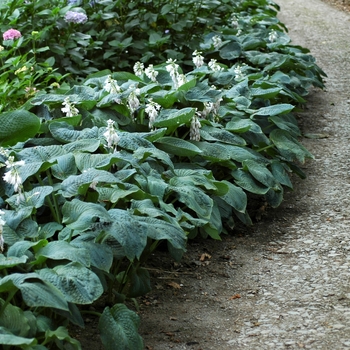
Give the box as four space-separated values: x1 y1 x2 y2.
3 29 22 41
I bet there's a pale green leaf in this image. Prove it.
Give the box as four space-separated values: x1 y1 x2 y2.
99 304 143 350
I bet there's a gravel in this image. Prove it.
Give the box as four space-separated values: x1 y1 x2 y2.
139 1 350 349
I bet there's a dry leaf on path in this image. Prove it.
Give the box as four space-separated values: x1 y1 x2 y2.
167 281 181 289
228 294 241 300
199 253 212 261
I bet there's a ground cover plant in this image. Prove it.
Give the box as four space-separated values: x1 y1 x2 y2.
0 0 326 348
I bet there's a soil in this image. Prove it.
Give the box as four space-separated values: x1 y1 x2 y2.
72 0 350 349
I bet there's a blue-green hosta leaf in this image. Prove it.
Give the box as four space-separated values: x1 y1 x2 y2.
232 169 270 195
104 209 148 261
150 90 178 108
265 185 284 208
0 327 36 347
7 239 47 259
49 122 99 143
0 254 27 270
243 159 279 189
18 145 66 163
0 273 68 310
251 103 294 117
62 199 112 230
250 86 281 99
71 239 113 272
170 169 217 191
190 141 231 162
219 41 241 60
224 144 268 164
170 184 213 219
153 107 195 128
0 110 40 146
269 114 301 137
2 207 33 231
35 241 90 266
199 125 246 146
270 129 314 163
99 304 143 350
270 161 293 189
51 154 78 180
38 263 103 304
225 117 263 134
126 266 151 298
62 139 100 153
118 133 153 151
60 169 119 197
16 218 38 239
200 202 222 240
0 298 32 337
133 147 174 170
225 79 250 99
139 127 167 142
6 186 53 209
44 326 81 350
219 180 247 213
39 222 63 239
155 137 203 157
74 153 115 172
96 184 142 204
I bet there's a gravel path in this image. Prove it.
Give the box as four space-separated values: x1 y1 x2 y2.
140 1 350 349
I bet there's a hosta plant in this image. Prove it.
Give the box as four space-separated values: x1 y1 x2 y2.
0 0 326 348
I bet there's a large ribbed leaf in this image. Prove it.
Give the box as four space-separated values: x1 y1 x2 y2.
169 184 213 219
71 238 113 272
225 117 263 134
270 129 314 163
35 241 90 266
99 304 143 350
6 186 53 209
243 159 279 189
251 103 294 117
153 107 195 128
37 263 103 304
62 199 112 230
199 125 246 146
51 154 78 180
219 180 247 213
0 273 68 310
189 141 231 162
133 147 174 169
44 326 81 350
0 327 36 347
104 209 148 261
0 110 40 146
156 137 202 157
232 169 270 195
0 298 32 337
0 255 27 270
60 169 118 197
49 122 99 143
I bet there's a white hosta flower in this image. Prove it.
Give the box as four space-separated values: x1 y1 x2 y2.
103 119 120 151
145 98 161 129
192 50 204 68
212 35 222 49
231 15 238 28
3 156 25 203
0 210 4 252
127 91 140 115
133 62 144 77
234 65 245 80
268 29 278 42
202 102 214 118
213 97 223 115
145 64 158 82
61 97 79 117
104 75 121 94
190 116 201 141
166 58 187 88
208 59 224 72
